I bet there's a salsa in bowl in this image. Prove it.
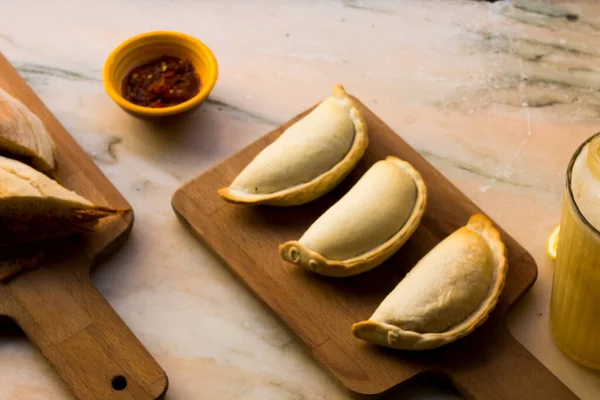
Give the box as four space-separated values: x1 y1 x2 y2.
103 31 218 119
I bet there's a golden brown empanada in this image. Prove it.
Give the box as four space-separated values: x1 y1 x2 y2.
219 84 368 206
352 214 507 350
280 156 427 277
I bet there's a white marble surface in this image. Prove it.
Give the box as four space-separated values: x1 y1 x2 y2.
2 0 600 398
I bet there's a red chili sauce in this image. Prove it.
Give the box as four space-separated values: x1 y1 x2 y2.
122 55 200 108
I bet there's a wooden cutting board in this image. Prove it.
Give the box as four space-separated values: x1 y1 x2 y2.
172 95 578 399
0 53 168 399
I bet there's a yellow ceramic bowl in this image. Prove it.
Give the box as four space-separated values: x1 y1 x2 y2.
103 31 218 119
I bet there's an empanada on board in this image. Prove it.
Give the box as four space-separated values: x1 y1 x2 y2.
0 156 120 246
218 84 368 206
352 214 508 350
0 87 56 174
280 156 427 277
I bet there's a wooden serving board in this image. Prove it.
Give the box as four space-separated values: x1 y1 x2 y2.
0 53 168 399
172 95 578 399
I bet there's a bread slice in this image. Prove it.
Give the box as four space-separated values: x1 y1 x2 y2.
0 156 118 246
0 87 56 175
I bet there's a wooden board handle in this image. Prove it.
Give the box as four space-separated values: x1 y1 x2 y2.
7 260 168 400
448 323 576 400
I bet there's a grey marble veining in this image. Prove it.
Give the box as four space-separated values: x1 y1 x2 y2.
1 0 600 399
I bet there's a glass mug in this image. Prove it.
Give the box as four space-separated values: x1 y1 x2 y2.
550 132 600 369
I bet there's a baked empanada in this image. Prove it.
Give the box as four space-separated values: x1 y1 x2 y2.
0 156 120 246
218 84 367 206
0 87 56 175
280 156 427 277
351 214 508 350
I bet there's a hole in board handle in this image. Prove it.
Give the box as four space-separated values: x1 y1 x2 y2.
112 375 128 391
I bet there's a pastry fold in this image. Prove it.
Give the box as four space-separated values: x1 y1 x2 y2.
352 214 508 350
280 156 427 277
219 84 368 206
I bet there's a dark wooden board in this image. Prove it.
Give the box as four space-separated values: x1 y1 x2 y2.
0 53 168 399
172 95 578 399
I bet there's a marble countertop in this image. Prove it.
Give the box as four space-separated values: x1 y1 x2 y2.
2 0 600 398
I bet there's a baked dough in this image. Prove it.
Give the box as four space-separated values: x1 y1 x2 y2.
351 214 508 350
0 156 119 246
0 87 56 174
218 84 368 206
280 156 427 277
